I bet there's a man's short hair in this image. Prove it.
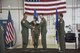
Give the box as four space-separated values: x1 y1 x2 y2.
41 13 44 16
59 13 63 17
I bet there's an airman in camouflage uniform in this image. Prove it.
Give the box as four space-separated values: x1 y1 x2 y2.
40 14 47 49
58 13 66 53
30 20 40 49
21 14 32 48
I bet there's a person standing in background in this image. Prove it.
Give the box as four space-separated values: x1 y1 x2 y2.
40 14 47 49
21 14 32 49
57 13 66 53
0 24 5 53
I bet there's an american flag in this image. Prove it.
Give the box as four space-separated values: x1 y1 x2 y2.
5 11 15 44
24 0 66 15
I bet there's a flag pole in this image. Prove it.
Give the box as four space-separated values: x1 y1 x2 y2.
55 8 60 52
8 5 13 49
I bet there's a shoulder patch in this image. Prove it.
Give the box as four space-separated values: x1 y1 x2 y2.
23 21 25 23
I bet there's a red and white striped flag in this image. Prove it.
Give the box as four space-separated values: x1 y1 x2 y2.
24 0 66 15
5 11 15 44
